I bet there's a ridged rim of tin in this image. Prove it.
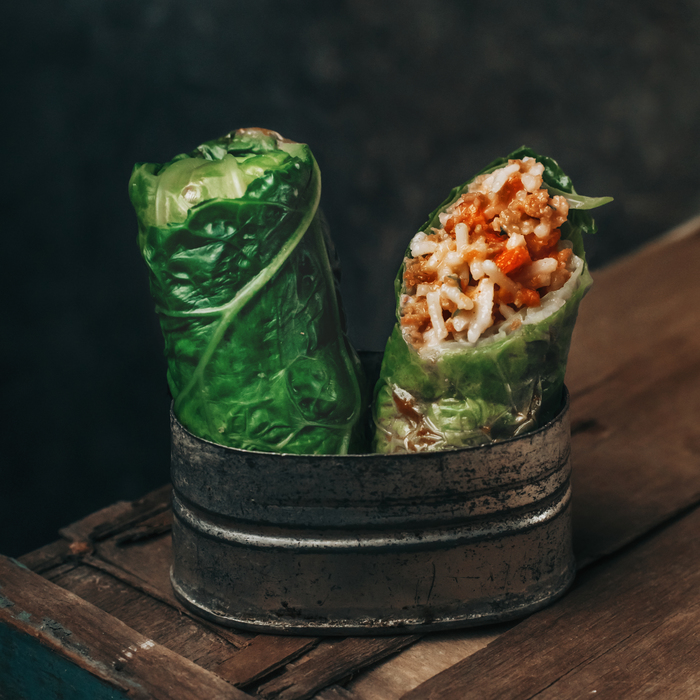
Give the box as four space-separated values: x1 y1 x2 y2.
171 482 572 551
171 387 570 460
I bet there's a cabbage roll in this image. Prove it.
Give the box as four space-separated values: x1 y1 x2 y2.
129 128 364 454
374 147 611 453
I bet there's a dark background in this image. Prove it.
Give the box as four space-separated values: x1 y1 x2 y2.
3 0 700 557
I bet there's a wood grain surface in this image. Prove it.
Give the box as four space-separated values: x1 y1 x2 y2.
215 635 320 687
401 504 700 699
46 563 245 674
567 220 700 565
0 555 252 700
343 624 513 700
257 636 422 700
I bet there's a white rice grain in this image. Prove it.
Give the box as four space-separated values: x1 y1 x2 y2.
534 222 551 238
467 278 495 343
426 291 448 340
452 310 472 332
444 251 465 270
469 259 485 280
425 240 452 271
506 233 526 249
441 284 474 310
488 163 519 193
416 283 435 297
410 232 438 257
455 222 469 251
500 303 515 319
482 260 518 295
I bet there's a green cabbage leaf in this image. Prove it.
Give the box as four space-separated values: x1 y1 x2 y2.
130 128 364 454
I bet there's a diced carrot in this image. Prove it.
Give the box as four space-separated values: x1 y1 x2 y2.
446 194 490 233
494 287 515 305
525 229 561 259
516 287 541 308
494 246 532 275
484 231 508 244
499 177 524 202
557 247 573 266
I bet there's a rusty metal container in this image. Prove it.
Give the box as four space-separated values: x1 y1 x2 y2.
169 386 574 635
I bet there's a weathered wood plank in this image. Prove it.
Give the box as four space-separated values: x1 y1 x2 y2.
90 484 172 542
216 634 320 687
58 501 135 545
566 218 700 562
90 536 347 690
570 318 700 565
49 552 320 690
315 687 363 700
343 624 513 700
533 601 700 699
90 532 257 652
0 555 252 700
1 620 130 700
78 553 251 650
114 510 172 546
59 484 171 545
89 538 244 648
257 635 421 700
18 537 75 574
401 505 700 699
47 563 244 673
95 531 175 598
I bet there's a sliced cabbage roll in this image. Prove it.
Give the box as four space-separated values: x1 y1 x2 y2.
374 147 612 453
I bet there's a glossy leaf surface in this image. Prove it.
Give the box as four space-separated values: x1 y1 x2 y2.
130 129 363 454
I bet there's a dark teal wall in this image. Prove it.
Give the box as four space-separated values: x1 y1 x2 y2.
3 0 700 556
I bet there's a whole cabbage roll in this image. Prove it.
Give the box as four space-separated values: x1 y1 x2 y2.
374 147 612 453
129 128 364 455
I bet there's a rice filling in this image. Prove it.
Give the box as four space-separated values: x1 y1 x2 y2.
400 157 582 357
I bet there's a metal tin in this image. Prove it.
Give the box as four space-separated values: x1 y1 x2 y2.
170 391 574 635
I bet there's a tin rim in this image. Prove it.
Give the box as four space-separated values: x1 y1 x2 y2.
171 387 569 460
